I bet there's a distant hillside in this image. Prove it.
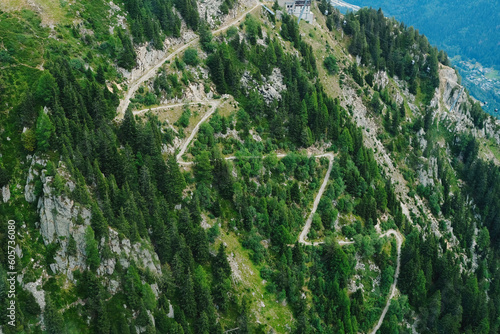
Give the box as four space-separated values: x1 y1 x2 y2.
3 1 500 333
352 0 500 69
348 0 500 116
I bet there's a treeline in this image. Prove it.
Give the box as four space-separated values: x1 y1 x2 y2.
399 225 500 333
391 93 500 333
451 133 500 251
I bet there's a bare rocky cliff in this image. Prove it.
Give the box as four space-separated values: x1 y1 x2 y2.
22 155 163 312
435 64 500 147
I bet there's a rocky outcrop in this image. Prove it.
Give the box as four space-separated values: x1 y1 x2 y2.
24 155 161 291
198 0 224 28
2 185 10 203
117 30 197 83
240 68 286 104
100 228 162 276
374 71 389 90
436 64 500 146
198 0 257 29
37 170 90 245
417 156 438 188
25 156 89 247
25 155 46 204
24 278 46 311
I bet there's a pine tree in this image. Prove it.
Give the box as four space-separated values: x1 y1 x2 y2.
96 65 106 84
94 291 111 333
120 109 137 146
116 208 130 238
136 299 152 327
166 154 186 204
35 110 55 151
199 19 213 52
180 269 197 318
85 226 101 271
151 212 170 264
238 296 251 333
117 30 136 70
45 295 66 334
91 202 108 239
194 151 213 184
212 149 234 200
35 72 58 107
214 244 231 279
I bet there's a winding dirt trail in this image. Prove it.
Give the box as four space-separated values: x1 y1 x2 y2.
291 153 403 333
133 6 404 329
115 38 198 118
133 101 210 117
115 2 261 119
176 100 222 163
369 229 403 334
298 152 335 246
175 101 402 331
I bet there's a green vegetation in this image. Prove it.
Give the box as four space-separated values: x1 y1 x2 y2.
356 0 499 69
323 54 339 75
183 47 199 66
342 7 441 104
0 1 500 334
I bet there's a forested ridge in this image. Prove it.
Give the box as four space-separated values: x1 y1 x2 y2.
354 0 500 69
0 1 500 333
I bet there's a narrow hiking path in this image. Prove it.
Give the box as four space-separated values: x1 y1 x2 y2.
370 229 403 334
115 2 261 119
115 38 198 118
176 100 222 162
132 101 210 117
298 152 336 246
121 6 407 330
173 103 403 331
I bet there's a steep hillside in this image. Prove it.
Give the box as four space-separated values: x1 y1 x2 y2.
353 0 500 69
1 1 500 334
349 0 500 116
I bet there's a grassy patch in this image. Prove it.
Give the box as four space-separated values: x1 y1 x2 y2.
478 138 500 166
0 0 70 25
215 230 294 332
301 11 345 100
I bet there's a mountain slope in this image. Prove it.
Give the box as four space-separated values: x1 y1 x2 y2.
1 1 500 334
352 0 500 69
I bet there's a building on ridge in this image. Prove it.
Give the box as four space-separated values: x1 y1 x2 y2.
277 0 314 23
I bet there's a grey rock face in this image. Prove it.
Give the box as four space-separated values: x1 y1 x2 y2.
23 155 163 309
374 71 389 90
2 185 10 203
24 278 46 311
167 301 175 318
25 156 46 203
240 68 286 104
97 257 117 276
38 182 72 244
105 228 162 275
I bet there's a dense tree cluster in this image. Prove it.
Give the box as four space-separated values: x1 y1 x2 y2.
340 8 442 103
356 0 499 69
2 2 500 333
123 0 197 49
3 50 229 332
